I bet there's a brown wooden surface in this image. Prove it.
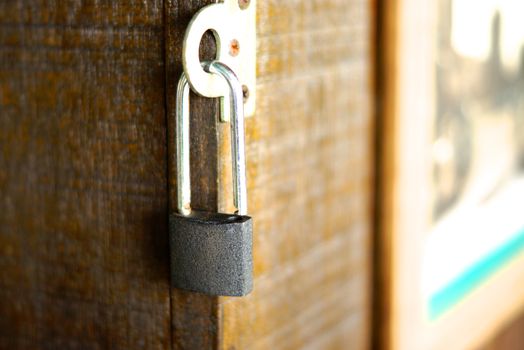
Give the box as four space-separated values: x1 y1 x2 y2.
0 1 171 349
164 1 221 349
218 1 375 348
480 312 524 350
0 1 374 349
373 0 397 348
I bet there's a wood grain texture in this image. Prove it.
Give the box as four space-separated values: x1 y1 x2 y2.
219 0 374 348
0 1 171 349
0 1 374 349
164 1 221 349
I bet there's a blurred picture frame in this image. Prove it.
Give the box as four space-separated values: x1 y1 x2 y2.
379 0 524 348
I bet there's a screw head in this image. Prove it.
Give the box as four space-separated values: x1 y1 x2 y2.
238 0 250 10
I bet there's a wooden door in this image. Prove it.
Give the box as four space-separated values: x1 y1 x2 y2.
0 1 375 349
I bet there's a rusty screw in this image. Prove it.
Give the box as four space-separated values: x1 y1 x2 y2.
229 39 240 57
238 0 250 10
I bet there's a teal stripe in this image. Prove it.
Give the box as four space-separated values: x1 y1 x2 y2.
429 227 524 320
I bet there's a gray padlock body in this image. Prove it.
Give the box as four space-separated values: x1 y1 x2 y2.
169 210 253 296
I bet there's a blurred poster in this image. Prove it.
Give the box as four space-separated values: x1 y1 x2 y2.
432 0 524 220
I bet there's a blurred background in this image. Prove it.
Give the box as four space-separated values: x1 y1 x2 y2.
381 0 524 348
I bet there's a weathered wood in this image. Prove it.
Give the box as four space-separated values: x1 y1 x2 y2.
0 1 171 349
0 1 374 349
219 0 374 348
164 1 221 349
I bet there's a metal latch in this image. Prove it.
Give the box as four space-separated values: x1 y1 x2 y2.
183 0 256 121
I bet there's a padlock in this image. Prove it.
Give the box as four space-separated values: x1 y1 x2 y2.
169 61 253 296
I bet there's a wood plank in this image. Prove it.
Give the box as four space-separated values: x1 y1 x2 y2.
0 1 375 348
164 1 221 349
0 1 171 349
219 0 375 348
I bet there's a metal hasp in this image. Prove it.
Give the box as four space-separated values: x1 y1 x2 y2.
182 0 256 121
170 61 253 297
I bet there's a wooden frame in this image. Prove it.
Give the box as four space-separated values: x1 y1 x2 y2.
379 0 524 348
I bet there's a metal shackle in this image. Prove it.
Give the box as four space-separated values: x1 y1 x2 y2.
176 61 248 216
